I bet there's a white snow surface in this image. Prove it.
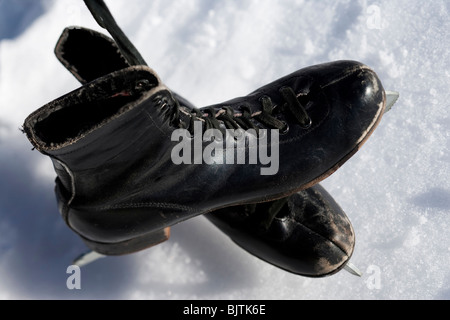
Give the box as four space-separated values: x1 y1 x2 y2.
0 0 449 300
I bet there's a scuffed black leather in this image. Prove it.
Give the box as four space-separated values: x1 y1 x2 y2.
206 184 355 277
49 27 357 274
23 24 385 252
24 59 384 247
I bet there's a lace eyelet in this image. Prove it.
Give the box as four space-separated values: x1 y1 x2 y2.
280 122 290 135
135 79 151 93
278 86 289 94
258 95 271 103
300 117 312 129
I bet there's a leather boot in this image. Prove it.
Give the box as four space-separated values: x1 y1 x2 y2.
23 54 384 257
206 184 355 277
51 26 357 278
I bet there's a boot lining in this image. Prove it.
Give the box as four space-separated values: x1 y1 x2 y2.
34 94 141 145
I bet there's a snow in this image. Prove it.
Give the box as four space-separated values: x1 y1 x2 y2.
0 0 449 300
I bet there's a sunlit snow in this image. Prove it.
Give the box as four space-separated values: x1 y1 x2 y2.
0 0 449 299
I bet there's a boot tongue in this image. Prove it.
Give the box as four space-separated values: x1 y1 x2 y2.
55 27 130 84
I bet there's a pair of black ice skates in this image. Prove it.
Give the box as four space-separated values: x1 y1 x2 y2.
23 0 398 277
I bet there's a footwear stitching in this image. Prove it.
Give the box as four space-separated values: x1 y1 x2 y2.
321 65 371 89
98 202 195 212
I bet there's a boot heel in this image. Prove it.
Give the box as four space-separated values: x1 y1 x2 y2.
79 227 171 256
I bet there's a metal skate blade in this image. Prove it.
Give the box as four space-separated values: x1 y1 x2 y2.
73 250 106 267
343 261 363 277
385 91 399 114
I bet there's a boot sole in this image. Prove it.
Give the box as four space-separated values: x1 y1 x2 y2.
79 227 171 256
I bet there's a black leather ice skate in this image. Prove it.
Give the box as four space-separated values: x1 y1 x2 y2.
23 57 386 259
24 2 401 278
51 25 360 277
206 184 357 277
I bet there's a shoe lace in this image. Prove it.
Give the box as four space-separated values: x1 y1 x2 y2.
181 86 312 135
